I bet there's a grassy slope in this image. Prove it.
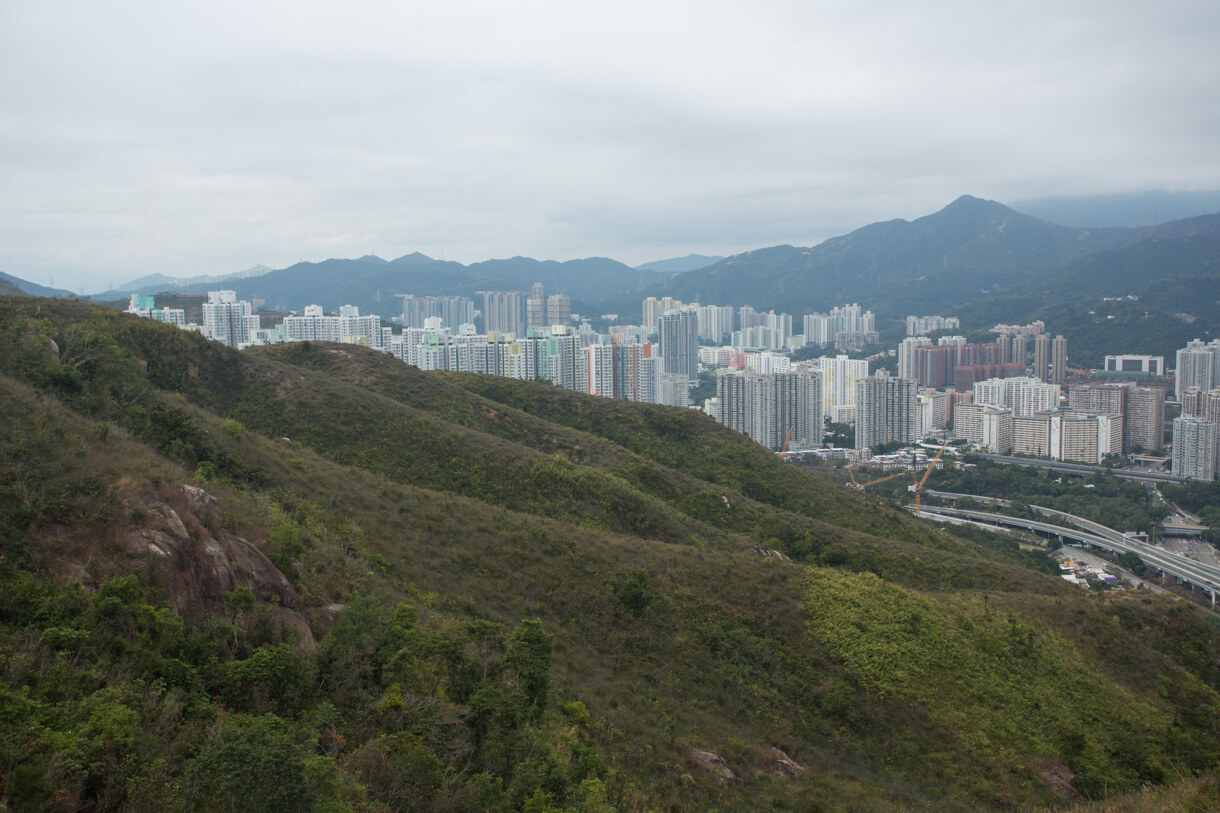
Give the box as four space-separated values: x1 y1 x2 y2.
3 296 1220 811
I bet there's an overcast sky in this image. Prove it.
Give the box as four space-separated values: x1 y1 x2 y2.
3 0 1219 292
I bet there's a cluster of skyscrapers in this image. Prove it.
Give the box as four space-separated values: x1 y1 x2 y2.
127 286 1206 476
1172 338 1220 480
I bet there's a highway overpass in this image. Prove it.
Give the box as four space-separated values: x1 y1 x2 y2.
972 453 1187 485
913 504 1220 607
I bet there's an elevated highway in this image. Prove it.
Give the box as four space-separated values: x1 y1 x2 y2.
972 453 1187 485
913 504 1220 607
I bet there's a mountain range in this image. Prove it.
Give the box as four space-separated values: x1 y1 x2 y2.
5 196 1220 360
615 196 1220 320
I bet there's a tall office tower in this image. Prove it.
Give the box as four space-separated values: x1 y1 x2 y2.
480 291 527 336
658 308 700 382
1051 335 1068 385
854 371 918 451
1033 333 1052 383
1172 416 1218 480
813 355 870 421
1011 334 1028 370
202 290 256 348
1125 386 1166 451
527 282 546 331
546 293 570 327
1176 339 1217 402
898 337 932 379
696 305 735 343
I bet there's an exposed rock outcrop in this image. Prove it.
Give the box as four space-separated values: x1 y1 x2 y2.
123 484 314 644
761 747 804 779
690 749 743 785
1036 758 1083 801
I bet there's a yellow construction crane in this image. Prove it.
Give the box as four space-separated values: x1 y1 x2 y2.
848 468 915 490
911 441 950 517
780 426 794 454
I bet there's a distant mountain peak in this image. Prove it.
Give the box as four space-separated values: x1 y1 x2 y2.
635 254 724 274
390 252 436 264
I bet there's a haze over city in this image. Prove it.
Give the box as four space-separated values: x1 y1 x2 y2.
3 0 1220 292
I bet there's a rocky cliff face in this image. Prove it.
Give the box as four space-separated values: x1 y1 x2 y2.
121 483 315 644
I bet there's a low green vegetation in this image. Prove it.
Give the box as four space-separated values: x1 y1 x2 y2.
908 459 1168 537
1161 481 1220 544
3 296 1220 811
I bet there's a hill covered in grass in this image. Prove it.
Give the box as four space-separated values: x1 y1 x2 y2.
2 296 1219 812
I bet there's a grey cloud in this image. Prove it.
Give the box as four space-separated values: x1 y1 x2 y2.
2 0 1219 290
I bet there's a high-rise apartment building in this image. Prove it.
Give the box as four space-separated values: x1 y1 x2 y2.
1125 386 1166 451
696 305 734 343
480 291 527 336
527 282 546 331
1051 335 1068 385
1012 415 1051 457
400 295 475 330
658 309 699 382
1175 339 1220 402
715 368 823 451
1172 417 1218 481
1011 334 1028 370
812 355 870 422
911 340 1007 388
1033 334 1052 383
906 315 960 336
1048 410 1123 464
805 304 876 350
898 337 932 380
546 293 571 328
954 402 1013 454
918 390 947 435
854 371 918 451
202 290 258 348
642 297 687 331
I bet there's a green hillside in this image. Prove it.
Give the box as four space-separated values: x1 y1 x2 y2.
955 232 1220 364
2 296 1220 811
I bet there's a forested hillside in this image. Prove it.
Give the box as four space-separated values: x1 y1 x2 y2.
2 296 1219 811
